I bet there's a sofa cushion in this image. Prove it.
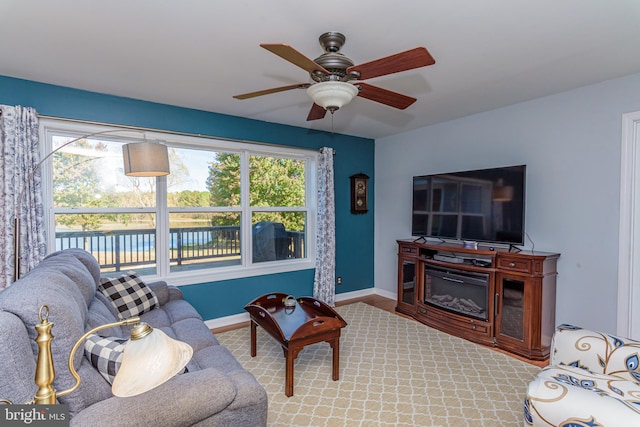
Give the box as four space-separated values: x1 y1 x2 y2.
0 311 37 405
94 291 121 321
84 335 127 384
43 249 101 308
68 368 238 427
99 273 159 319
86 297 123 338
188 345 244 373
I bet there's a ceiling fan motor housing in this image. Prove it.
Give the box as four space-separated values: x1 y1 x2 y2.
312 32 359 82
318 32 345 53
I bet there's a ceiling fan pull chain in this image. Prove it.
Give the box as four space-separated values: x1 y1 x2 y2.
331 110 335 135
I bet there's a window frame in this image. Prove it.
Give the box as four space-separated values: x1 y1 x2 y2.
41 119 317 286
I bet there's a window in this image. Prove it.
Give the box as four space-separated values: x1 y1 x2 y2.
42 120 317 284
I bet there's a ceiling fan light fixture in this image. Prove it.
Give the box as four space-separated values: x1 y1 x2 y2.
307 81 358 112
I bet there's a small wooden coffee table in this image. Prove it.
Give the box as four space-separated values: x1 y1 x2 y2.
244 293 348 397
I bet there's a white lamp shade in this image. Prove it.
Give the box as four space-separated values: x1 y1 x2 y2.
307 81 359 110
111 325 193 397
122 142 170 177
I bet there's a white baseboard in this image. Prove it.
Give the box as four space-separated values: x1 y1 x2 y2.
205 312 250 329
335 288 375 302
373 288 396 301
335 287 399 301
204 287 397 329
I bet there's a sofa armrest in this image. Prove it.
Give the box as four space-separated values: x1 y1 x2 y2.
167 285 184 301
551 324 640 381
145 281 184 306
526 365 640 426
70 368 236 427
145 280 170 305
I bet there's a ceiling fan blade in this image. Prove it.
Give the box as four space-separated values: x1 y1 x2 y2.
347 47 435 80
306 103 327 121
261 43 330 75
356 82 417 110
233 83 310 100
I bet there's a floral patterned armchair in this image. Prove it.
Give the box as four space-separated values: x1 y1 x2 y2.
525 324 640 426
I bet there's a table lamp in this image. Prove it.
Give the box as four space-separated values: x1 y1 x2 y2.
2 305 192 405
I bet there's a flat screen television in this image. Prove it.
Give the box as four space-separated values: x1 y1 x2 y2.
412 165 526 245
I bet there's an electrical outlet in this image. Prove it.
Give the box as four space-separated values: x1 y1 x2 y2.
336 276 342 285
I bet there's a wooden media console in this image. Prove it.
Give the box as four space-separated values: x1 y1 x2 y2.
396 239 559 360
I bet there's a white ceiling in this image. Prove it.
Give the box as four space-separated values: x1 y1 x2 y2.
2 1 640 139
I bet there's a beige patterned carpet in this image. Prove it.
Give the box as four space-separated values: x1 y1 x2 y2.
216 302 541 426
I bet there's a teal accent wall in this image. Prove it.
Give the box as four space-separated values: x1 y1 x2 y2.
0 76 374 319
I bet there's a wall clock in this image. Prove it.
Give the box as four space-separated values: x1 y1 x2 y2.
350 173 369 214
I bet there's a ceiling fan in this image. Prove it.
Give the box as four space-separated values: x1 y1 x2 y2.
233 32 436 121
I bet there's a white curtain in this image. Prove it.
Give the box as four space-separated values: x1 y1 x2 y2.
313 147 336 306
0 105 45 289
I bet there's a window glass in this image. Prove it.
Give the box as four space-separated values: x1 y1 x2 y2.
169 212 241 272
249 155 305 207
53 136 155 208
46 121 316 281
252 212 306 263
167 147 240 208
55 213 157 275
248 155 307 264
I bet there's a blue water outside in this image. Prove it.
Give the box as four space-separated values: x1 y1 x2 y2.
56 234 222 252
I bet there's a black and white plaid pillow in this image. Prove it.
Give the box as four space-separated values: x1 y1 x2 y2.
98 273 159 319
84 334 127 384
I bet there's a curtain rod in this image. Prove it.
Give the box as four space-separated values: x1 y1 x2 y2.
37 115 335 155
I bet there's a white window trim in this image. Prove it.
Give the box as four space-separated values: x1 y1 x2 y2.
40 118 317 286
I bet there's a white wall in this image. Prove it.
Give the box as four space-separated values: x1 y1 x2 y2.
375 72 640 334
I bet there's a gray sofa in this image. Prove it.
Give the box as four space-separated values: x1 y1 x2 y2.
0 249 267 426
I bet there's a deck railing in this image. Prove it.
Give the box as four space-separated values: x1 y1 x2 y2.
56 226 304 272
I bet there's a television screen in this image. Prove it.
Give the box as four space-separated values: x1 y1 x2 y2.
411 165 526 245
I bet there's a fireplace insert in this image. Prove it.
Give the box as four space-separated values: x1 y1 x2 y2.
423 264 490 320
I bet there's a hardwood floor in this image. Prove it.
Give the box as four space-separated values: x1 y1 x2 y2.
213 294 547 368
